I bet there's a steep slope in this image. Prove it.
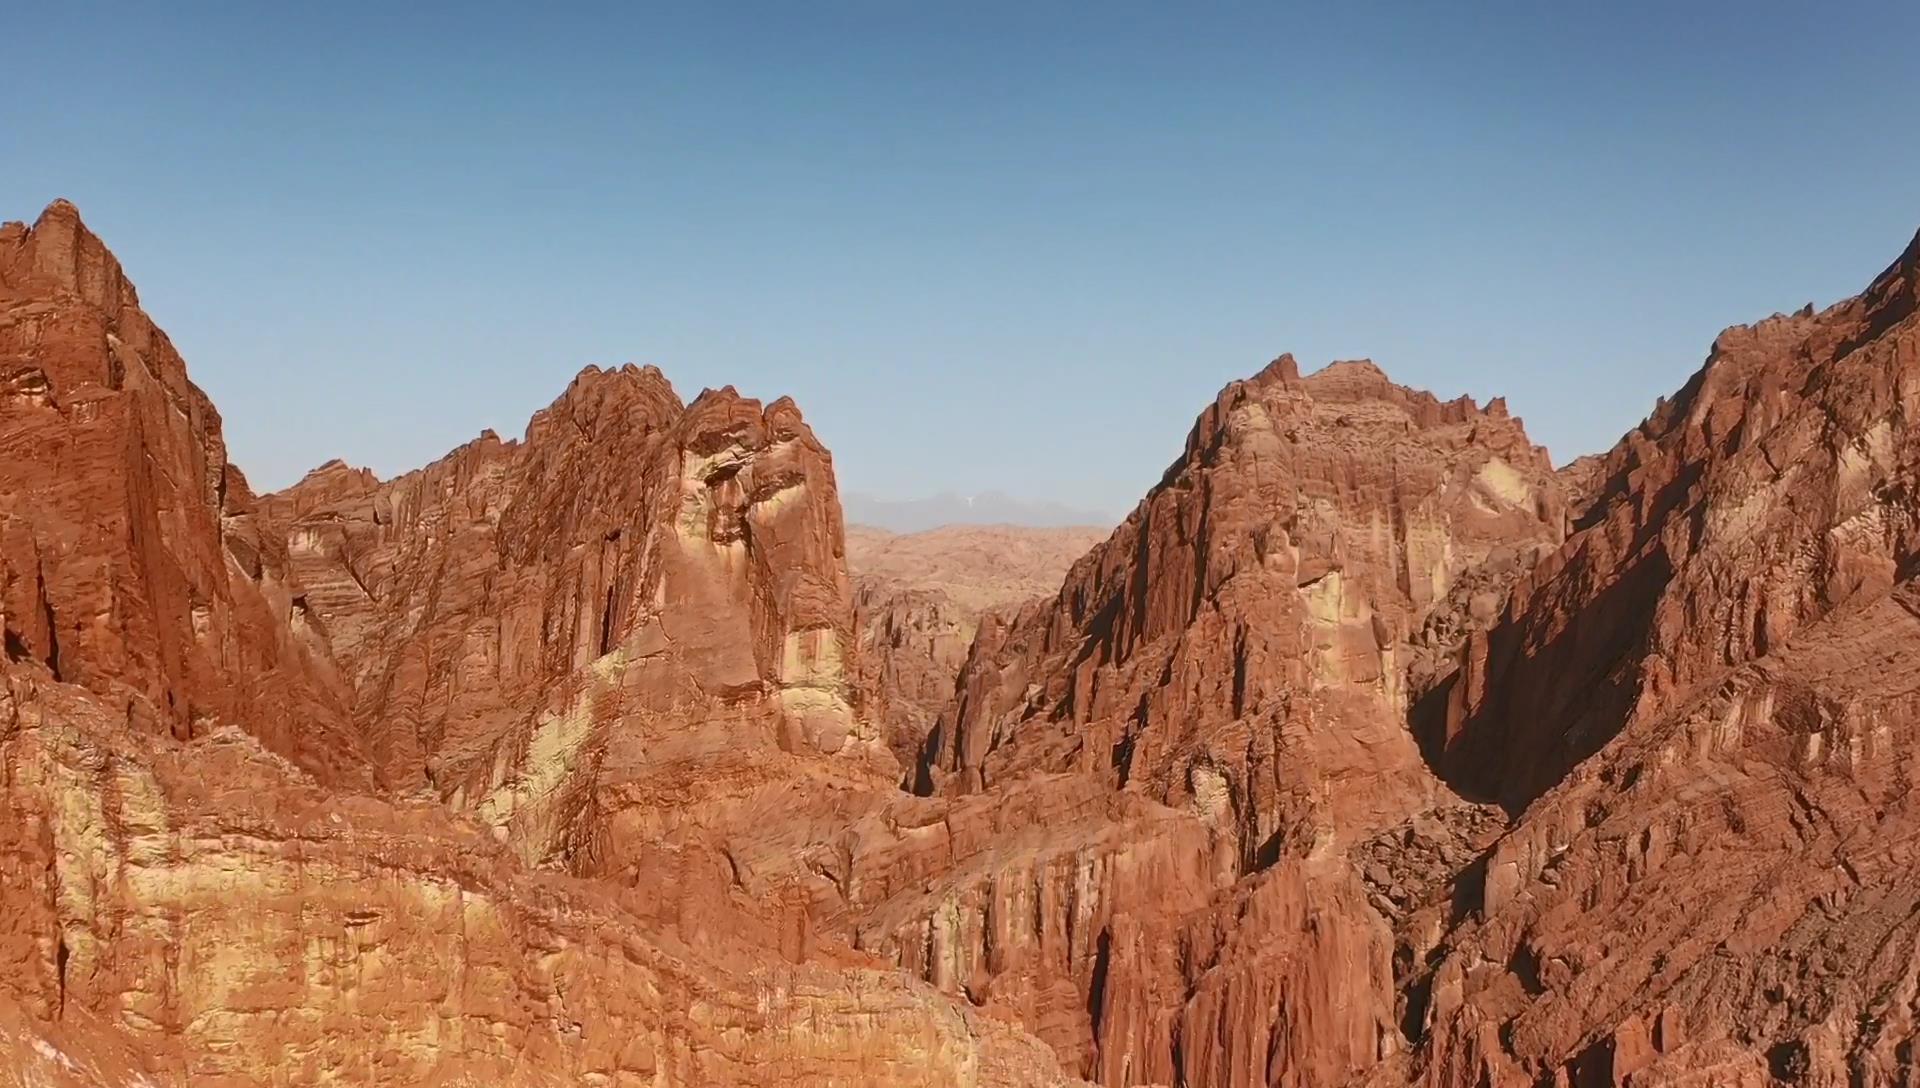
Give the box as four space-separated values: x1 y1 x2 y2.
1394 230 1920 1085
0 200 1080 1087
852 356 1570 1085
0 200 369 788
848 523 1106 770
18 190 1920 1088
928 356 1565 827
265 364 900 901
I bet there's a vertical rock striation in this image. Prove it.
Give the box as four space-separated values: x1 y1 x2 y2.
874 354 1569 1084
1395 229 1920 1085
0 200 1083 1088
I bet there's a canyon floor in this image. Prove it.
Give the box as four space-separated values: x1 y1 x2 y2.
4 199 1920 1086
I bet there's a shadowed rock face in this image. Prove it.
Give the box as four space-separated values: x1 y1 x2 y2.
1392 229 1920 1086
1434 230 1920 813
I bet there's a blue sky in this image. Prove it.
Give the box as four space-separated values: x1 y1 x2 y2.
5 3 1916 515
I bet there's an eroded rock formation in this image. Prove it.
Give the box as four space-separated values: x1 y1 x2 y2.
9 193 1920 1088
1394 229 1920 1086
265 362 903 895
848 523 1106 772
0 200 369 789
0 200 1083 1087
877 356 1570 1085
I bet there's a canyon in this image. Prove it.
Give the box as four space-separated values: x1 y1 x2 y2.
2 197 1918 1086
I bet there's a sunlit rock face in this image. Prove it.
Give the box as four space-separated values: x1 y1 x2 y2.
0 200 1084 1088
1394 229 1920 1086
0 200 370 790
881 353 1568 1083
12 192 1920 1088
267 360 896 879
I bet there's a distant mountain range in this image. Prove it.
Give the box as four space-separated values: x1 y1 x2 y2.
842 490 1116 533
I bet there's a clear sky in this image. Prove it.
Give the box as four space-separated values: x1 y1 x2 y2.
5 3 1916 516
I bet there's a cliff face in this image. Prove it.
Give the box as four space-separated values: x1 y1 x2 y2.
1394 231 1920 1085
1435 231 1920 811
0 201 1081 1088
0 669 1075 1087
867 356 1569 1084
873 223 1920 1085
0 201 369 789
927 356 1566 821
11 193 1920 1088
264 362 900 897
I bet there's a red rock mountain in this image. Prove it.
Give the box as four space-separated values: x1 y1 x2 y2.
0 201 1077 1087
5 196 1920 1088
901 355 1568 1085
1397 227 1920 1086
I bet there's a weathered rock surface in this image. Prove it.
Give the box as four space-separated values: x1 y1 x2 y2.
885 356 1568 1084
848 524 1105 771
13 192 1920 1088
1395 229 1920 1085
265 363 905 895
0 200 1083 1087
0 200 370 789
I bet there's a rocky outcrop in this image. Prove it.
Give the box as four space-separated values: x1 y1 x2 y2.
1393 229 1920 1084
14 191 1920 1088
1435 232 1920 811
848 524 1105 772
882 356 1568 1083
0 201 370 789
0 664 1079 1087
927 357 1564 828
264 363 910 897
0 200 1082 1087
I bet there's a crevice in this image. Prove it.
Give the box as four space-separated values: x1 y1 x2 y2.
41 591 61 681
1768 1039 1811 1084
598 584 618 656
55 933 69 1016
1087 927 1113 1041
1230 622 1248 718
1398 957 1432 1045
909 724 941 796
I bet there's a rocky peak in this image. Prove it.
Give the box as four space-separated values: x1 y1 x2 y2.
0 200 371 787
0 202 1083 1088
527 363 684 445
1 199 130 307
1434 225 1920 810
1395 225 1920 1087
267 349 876 863
929 351 1565 834
14 196 1920 1088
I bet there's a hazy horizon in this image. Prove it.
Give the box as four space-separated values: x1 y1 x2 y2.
6 3 1917 512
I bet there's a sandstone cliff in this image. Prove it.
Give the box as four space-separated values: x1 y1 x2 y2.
0 200 369 789
859 355 1570 1085
11 192 1920 1088
1393 229 1920 1085
0 200 1083 1087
